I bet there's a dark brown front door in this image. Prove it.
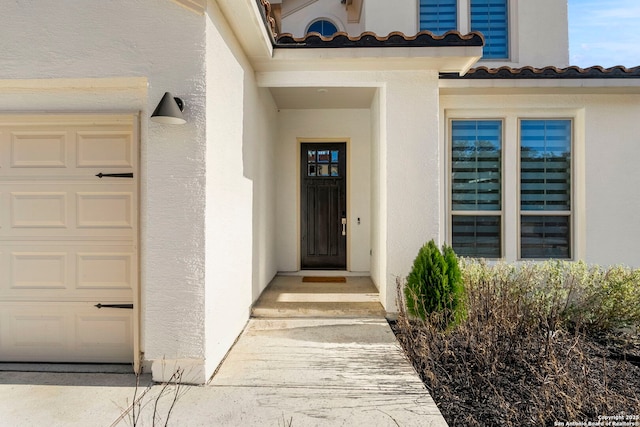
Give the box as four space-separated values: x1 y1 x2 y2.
301 143 347 269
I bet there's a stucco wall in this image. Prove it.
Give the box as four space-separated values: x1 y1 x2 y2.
364 0 418 36
0 0 280 384
0 0 209 380
440 92 640 267
276 109 372 273
383 72 441 311
204 5 250 381
370 89 385 293
582 96 640 266
204 3 278 380
513 0 569 67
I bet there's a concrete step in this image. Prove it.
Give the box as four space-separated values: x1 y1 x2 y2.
251 275 386 318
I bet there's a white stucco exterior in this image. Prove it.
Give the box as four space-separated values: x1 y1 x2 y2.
0 0 280 383
280 0 569 68
2 0 638 384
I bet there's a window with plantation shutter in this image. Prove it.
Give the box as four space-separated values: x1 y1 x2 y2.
450 120 502 258
471 0 509 59
520 120 572 259
419 0 458 34
448 117 574 260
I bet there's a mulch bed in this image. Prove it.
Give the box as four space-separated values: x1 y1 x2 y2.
389 318 640 427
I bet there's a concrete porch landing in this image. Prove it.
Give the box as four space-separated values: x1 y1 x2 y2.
251 275 386 318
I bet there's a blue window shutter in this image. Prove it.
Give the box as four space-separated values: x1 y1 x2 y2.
471 0 509 59
419 0 458 34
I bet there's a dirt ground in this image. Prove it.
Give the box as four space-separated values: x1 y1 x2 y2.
390 319 640 427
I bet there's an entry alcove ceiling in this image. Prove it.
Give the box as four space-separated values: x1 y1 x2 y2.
269 86 377 109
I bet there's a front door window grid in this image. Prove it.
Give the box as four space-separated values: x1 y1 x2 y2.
307 149 340 177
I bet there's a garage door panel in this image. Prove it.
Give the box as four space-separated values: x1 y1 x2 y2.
0 121 135 178
0 302 132 363
11 252 67 289
77 315 132 348
12 314 67 347
0 183 135 238
10 192 68 228
77 252 133 290
77 192 133 229
1 244 135 300
77 131 133 168
11 131 68 168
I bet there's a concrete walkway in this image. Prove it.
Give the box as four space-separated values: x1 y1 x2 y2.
0 318 448 426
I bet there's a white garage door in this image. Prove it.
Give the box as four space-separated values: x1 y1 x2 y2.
0 115 137 364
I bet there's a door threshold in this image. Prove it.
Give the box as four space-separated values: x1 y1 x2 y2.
278 271 370 277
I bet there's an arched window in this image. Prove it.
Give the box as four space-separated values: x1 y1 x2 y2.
306 19 338 37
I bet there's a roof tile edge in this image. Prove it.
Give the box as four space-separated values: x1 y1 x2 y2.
275 30 484 48
441 65 640 79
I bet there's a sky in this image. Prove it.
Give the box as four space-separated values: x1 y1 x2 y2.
569 0 640 67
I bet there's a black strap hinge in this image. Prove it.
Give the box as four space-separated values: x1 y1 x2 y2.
94 303 134 309
96 173 134 179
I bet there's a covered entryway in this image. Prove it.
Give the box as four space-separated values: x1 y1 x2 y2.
271 89 375 275
300 142 347 269
0 115 138 364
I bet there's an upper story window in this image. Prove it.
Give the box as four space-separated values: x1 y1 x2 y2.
419 0 458 35
306 19 339 37
470 0 509 59
419 0 510 60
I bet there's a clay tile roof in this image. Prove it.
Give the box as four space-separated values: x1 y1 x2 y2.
255 0 483 48
441 65 640 79
274 30 484 48
257 0 278 39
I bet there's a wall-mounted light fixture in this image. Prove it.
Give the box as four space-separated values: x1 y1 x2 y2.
150 92 186 124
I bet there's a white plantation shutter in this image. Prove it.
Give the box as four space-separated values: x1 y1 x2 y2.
520 120 572 259
451 120 502 258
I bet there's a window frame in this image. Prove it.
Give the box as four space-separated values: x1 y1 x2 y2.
446 114 576 261
418 0 514 61
517 118 574 260
469 0 510 60
448 118 506 259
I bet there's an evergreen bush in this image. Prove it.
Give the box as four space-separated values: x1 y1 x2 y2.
404 240 466 327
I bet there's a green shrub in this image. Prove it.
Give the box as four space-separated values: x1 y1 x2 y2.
460 259 640 335
404 240 466 327
565 264 640 333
